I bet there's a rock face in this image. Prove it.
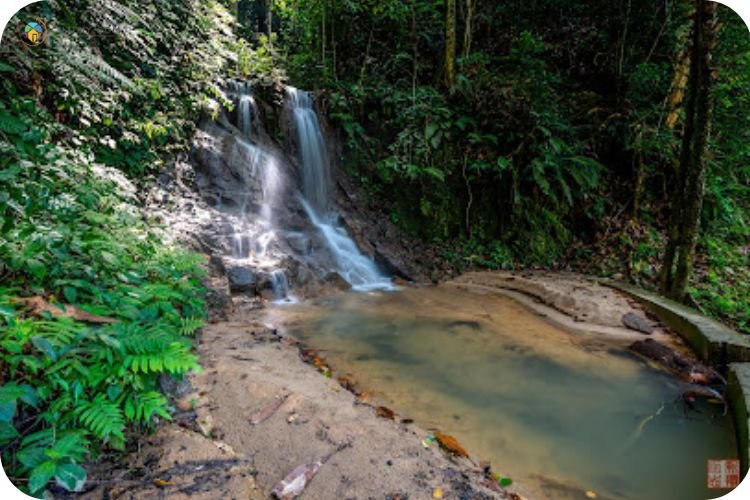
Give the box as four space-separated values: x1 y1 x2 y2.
622 312 654 335
227 266 256 293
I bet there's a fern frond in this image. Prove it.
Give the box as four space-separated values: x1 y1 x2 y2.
74 395 125 440
179 317 203 336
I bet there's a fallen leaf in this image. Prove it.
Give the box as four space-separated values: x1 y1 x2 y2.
585 491 597 499
434 432 469 457
249 395 288 425
153 479 173 487
432 488 444 498
376 406 395 420
12 296 115 324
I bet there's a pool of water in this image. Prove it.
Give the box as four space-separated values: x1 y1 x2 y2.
265 285 737 500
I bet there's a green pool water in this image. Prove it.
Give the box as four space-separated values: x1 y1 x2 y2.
267 285 737 500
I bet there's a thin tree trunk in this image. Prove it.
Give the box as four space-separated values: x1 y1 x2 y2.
445 0 457 90
660 0 717 302
660 1 699 294
331 9 337 80
664 1 694 131
668 0 717 301
321 6 326 67
358 27 374 88
463 0 475 58
463 157 473 238
267 0 273 37
411 0 418 105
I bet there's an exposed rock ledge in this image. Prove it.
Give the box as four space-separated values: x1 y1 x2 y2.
447 271 687 351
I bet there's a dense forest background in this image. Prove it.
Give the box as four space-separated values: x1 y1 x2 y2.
0 0 748 496
243 0 749 332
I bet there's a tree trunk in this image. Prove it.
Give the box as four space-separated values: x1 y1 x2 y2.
445 0 457 90
660 0 718 302
462 0 475 58
266 0 273 37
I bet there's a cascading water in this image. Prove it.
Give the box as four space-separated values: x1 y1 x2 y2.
286 87 331 213
271 269 293 302
300 199 394 291
238 94 260 140
286 86 394 291
226 83 282 267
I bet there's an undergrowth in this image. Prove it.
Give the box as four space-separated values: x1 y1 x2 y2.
0 0 251 495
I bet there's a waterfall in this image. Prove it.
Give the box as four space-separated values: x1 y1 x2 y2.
300 199 394 291
286 87 331 213
227 83 281 268
287 86 393 291
271 269 292 302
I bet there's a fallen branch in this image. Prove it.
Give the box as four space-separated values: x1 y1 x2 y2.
11 296 116 324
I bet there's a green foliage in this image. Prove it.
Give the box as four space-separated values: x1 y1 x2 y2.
0 88 206 494
272 0 748 332
0 0 228 494
3 0 236 177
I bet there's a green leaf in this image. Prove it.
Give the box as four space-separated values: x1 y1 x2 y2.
0 422 19 442
63 286 78 303
18 446 46 469
0 395 18 423
0 62 15 72
0 304 15 318
31 336 58 362
0 112 25 134
496 157 512 171
106 384 122 401
28 460 57 493
54 463 87 492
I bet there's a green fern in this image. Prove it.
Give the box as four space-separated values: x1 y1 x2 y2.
74 395 125 440
179 316 204 335
124 391 171 422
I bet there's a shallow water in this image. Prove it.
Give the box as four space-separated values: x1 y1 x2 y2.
267 285 737 500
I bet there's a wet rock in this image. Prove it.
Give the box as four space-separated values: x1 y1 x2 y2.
622 312 653 334
228 266 257 293
324 272 352 291
286 232 312 255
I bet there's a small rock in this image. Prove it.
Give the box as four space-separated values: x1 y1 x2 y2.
622 312 654 334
